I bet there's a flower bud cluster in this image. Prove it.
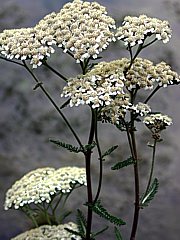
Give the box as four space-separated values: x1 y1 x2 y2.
62 59 129 108
35 0 116 62
0 28 55 68
4 167 86 210
11 222 81 240
143 113 172 133
116 15 172 47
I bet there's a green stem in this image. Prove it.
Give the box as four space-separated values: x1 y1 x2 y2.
0 56 24 66
144 85 161 104
144 139 157 195
85 106 96 240
42 202 52 225
43 61 68 82
142 38 157 49
94 110 103 203
22 61 84 151
125 120 140 240
127 92 140 240
21 206 39 227
129 128 140 240
52 194 64 216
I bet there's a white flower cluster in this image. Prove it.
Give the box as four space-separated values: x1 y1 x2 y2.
143 113 173 132
62 57 180 109
4 167 86 210
0 0 116 67
62 59 128 108
125 58 180 90
125 58 156 90
35 0 116 63
155 61 180 87
0 28 55 68
116 15 172 47
11 222 82 240
128 102 151 116
100 93 130 124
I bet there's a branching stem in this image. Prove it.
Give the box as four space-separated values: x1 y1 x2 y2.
22 61 84 151
43 61 68 82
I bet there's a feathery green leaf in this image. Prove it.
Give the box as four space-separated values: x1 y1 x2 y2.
140 178 159 208
111 156 134 170
102 145 118 159
114 227 123 240
50 139 81 153
76 209 87 236
84 141 96 152
88 200 126 226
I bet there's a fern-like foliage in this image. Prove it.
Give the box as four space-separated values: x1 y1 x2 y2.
114 226 123 240
88 200 126 226
50 139 96 154
111 156 134 170
76 209 87 237
84 141 96 152
50 139 81 153
140 178 159 208
102 145 118 159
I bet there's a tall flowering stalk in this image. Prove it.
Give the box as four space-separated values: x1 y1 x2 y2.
0 1 179 239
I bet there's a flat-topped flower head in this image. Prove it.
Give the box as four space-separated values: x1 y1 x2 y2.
51 166 87 193
4 167 86 210
128 102 151 116
143 113 172 134
35 0 116 62
11 222 81 240
0 28 55 68
116 15 172 47
62 59 129 108
154 62 180 87
125 58 156 90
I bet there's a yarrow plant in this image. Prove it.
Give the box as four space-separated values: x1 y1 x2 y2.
0 0 180 239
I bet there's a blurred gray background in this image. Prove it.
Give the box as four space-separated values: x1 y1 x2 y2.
0 0 180 239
